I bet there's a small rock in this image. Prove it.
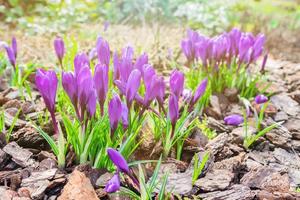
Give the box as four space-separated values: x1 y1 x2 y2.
22 169 58 185
4 112 26 128
58 170 99 200
284 119 300 133
241 167 290 193
3 142 38 168
212 153 246 173
273 111 289 122
197 184 256 200
195 169 234 192
271 94 300 116
206 133 228 156
3 99 21 109
0 149 8 169
39 158 57 170
266 128 292 149
11 126 47 149
230 126 256 144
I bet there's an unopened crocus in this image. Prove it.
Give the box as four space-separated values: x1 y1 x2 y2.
62 72 77 107
74 53 90 76
105 173 120 193
121 103 128 130
107 148 129 174
77 66 96 119
35 69 59 134
54 37 65 67
126 69 141 108
181 39 194 62
156 76 165 107
260 53 268 73
134 53 148 73
108 95 122 135
255 94 268 104
4 46 16 69
238 33 255 62
224 114 244 126
96 36 110 67
168 93 179 128
190 78 208 108
11 37 17 58
113 52 121 80
170 70 184 99
94 64 108 116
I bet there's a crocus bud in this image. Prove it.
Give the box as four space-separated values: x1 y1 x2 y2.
255 94 268 104
35 69 59 134
96 36 110 67
156 76 165 106
224 114 244 126
192 78 208 105
105 173 120 193
4 46 16 69
121 103 128 130
168 93 179 127
126 69 141 107
62 71 77 106
108 95 122 134
77 66 96 118
170 70 184 99
181 39 194 62
54 37 65 65
35 69 58 114
252 34 265 61
74 53 90 76
134 53 148 73
143 64 156 92
12 37 17 58
107 148 129 174
94 64 108 115
260 53 268 73
113 52 121 80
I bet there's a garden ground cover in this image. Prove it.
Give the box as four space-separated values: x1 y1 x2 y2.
1 16 300 200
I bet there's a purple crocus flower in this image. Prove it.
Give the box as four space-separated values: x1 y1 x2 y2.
35 69 59 135
11 37 17 58
255 94 268 104
62 72 77 107
107 148 130 174
143 65 156 92
252 34 265 61
156 76 165 107
96 36 110 67
224 114 244 126
113 52 121 80
121 103 128 130
105 173 120 193
181 39 194 62
168 93 179 128
4 46 16 69
191 78 208 106
74 53 90 76
238 33 255 62
77 66 96 118
94 64 108 116
229 28 241 56
108 95 122 135
126 69 141 108
170 70 184 99
260 53 268 73
54 37 65 67
134 53 148 73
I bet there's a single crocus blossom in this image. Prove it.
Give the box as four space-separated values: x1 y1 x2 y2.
54 37 65 67
170 70 184 99
62 72 77 107
96 36 110 67
107 148 129 174
11 37 17 58
4 46 16 69
191 78 208 105
260 53 268 73
105 173 120 193
255 94 268 104
108 95 122 135
134 53 148 73
224 114 244 126
121 103 128 130
94 64 108 116
126 69 141 108
168 93 179 128
35 69 59 134
74 53 90 76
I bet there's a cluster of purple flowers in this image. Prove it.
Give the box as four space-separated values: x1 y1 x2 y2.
181 28 267 69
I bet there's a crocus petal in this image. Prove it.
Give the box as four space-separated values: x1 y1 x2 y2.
126 69 141 105
96 36 110 67
94 64 108 106
54 37 65 63
62 71 77 106
224 114 244 126
74 53 90 76
11 37 17 58
255 94 268 104
121 103 128 129
168 93 179 127
170 70 184 99
107 148 129 174
143 64 156 92
113 52 121 80
192 78 208 104
108 95 122 133
5 46 16 67
134 53 148 73
156 76 165 105
105 173 120 193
